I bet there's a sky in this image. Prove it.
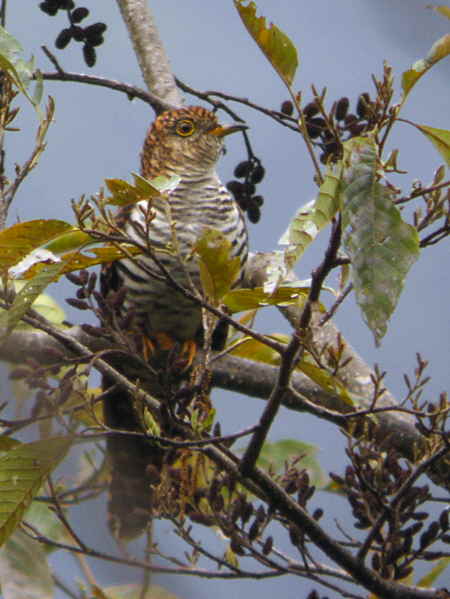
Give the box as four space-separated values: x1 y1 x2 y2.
3 1 450 598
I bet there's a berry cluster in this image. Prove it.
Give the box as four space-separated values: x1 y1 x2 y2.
280 92 382 164
226 159 265 224
39 0 107 67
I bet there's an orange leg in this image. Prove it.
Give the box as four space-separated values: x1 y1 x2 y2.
142 333 197 371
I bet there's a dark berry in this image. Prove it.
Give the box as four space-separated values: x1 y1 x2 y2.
234 161 252 179
244 182 256 196
71 7 89 22
335 97 349 121
253 195 264 207
85 22 107 36
280 100 294 116
323 140 339 155
83 43 96 67
226 180 245 195
57 0 75 8
70 25 85 42
88 34 104 47
250 165 265 184
306 117 326 139
348 122 366 137
247 204 261 224
55 28 72 49
344 114 358 127
40 1 59 16
356 93 371 119
303 101 319 119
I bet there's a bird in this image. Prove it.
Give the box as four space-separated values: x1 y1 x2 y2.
101 105 249 539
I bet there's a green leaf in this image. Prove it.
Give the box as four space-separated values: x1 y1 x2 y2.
257 440 328 488
0 282 65 334
279 162 342 267
0 26 43 113
0 262 68 335
0 529 54 599
0 437 72 546
341 137 420 345
407 123 450 166
0 220 73 270
417 556 450 588
429 5 450 20
44 229 95 254
402 33 450 98
234 0 298 87
298 361 353 406
98 585 180 599
23 500 69 554
105 174 180 206
194 228 241 304
223 285 309 313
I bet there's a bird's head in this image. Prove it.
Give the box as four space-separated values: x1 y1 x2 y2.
141 106 247 179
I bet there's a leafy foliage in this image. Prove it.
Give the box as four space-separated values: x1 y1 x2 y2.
0 438 71 546
234 0 298 87
341 136 420 345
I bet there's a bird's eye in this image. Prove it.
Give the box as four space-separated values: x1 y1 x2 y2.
175 119 195 137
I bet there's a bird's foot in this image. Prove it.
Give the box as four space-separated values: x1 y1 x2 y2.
142 333 196 373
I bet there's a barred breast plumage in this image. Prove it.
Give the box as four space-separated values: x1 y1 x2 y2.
115 106 248 340
102 106 248 539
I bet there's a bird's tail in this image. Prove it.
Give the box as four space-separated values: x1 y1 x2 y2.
103 377 164 540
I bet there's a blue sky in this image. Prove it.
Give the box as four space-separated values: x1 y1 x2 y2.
4 2 450 597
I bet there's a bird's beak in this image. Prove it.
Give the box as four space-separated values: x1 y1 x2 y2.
208 123 248 138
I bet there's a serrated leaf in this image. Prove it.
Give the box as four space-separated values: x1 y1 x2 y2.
408 124 450 166
0 220 73 270
279 162 342 267
417 556 450 588
223 285 309 313
402 33 450 98
0 437 72 546
257 440 328 487
234 0 298 87
341 137 420 345
194 228 241 304
0 529 54 599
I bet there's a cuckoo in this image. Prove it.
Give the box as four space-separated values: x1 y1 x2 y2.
101 106 249 539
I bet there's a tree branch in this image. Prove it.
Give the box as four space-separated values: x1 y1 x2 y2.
115 0 182 107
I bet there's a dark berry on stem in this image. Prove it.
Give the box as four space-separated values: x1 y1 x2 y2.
250 164 265 184
71 7 89 22
55 28 72 49
335 97 349 121
234 161 252 179
83 43 96 67
70 25 85 42
280 100 294 116
247 204 261 223
303 101 319 118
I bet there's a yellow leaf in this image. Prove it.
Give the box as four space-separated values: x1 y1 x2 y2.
402 33 450 98
0 437 72 546
234 0 299 87
410 124 450 166
0 220 73 270
194 228 241 304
